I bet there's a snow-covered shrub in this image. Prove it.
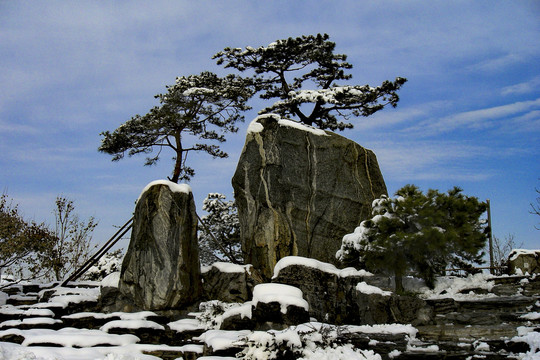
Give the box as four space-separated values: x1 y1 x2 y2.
83 249 123 281
337 185 487 292
196 300 242 329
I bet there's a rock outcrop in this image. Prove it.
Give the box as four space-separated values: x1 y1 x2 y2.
233 115 387 278
118 180 202 310
508 249 540 275
271 256 430 326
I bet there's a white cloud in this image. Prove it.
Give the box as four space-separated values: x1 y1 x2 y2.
502 76 540 96
368 140 526 183
468 53 525 72
407 98 540 136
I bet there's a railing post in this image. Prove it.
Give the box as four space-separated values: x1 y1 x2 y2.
487 199 494 275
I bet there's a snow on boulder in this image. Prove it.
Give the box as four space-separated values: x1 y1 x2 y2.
252 283 308 314
273 256 372 279
250 283 310 328
101 271 120 288
195 329 250 352
356 282 392 296
137 179 191 202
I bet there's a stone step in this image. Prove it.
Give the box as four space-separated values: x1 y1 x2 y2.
0 317 63 331
417 324 522 343
6 294 39 306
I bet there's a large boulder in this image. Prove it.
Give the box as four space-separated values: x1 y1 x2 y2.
118 180 202 310
233 115 388 278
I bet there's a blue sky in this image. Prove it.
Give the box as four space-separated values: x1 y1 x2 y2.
1 1 539 253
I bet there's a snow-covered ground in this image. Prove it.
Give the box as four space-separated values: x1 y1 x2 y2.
1 262 539 359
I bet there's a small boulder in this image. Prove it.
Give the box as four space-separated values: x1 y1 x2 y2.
508 249 540 275
201 262 263 303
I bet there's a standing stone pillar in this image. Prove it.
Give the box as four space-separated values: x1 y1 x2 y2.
119 180 202 310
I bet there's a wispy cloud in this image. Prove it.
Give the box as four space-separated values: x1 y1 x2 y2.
369 140 528 183
406 98 540 136
350 101 452 132
502 76 540 96
0 120 39 134
468 53 525 72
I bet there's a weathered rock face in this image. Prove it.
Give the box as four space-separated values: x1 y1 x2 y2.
201 263 263 303
119 181 202 310
232 115 388 278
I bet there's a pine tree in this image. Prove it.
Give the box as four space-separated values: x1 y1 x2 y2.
99 72 255 183
198 193 242 266
214 33 407 131
337 185 487 292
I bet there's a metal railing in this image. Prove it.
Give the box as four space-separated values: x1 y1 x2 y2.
61 217 134 287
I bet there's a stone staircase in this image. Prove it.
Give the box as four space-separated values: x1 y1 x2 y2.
413 275 540 359
0 274 538 359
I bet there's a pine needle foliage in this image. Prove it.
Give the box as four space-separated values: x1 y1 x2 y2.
99 72 255 183
214 33 407 131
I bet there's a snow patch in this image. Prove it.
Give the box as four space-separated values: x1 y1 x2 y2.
356 282 392 296
273 256 372 279
278 118 328 136
168 318 203 333
421 273 496 300
196 329 250 351
137 180 192 202
521 312 540 320
222 302 253 320
509 249 540 261
101 319 164 332
203 262 253 274
62 311 158 321
246 114 329 136
247 119 264 133
0 327 140 347
101 271 120 288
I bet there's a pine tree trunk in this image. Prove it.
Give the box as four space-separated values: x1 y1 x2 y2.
394 270 405 294
171 158 181 184
170 139 183 183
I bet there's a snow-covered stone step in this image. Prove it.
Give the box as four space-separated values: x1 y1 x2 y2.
137 343 203 359
6 293 39 306
0 305 55 322
416 324 528 344
61 310 168 329
0 341 202 360
0 327 139 347
0 316 63 330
